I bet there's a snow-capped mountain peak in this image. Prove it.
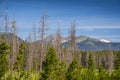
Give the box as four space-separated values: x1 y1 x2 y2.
100 39 111 43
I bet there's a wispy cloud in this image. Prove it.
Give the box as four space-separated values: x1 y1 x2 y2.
77 25 120 29
90 35 120 42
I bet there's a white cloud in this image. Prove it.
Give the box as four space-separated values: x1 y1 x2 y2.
77 25 120 29
89 35 120 42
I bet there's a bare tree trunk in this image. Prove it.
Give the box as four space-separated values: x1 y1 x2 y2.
32 23 39 71
38 12 48 71
55 23 63 62
70 22 76 55
105 45 114 71
0 21 2 40
25 33 33 71
9 17 18 70
4 3 9 43
67 21 77 64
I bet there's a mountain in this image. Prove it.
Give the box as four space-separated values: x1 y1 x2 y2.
63 35 120 51
36 34 120 51
2 32 119 51
0 32 23 42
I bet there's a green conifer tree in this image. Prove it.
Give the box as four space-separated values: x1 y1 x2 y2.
114 51 120 70
14 42 25 80
40 46 59 80
0 41 11 79
85 52 96 80
110 51 120 80
88 52 95 71
66 56 81 80
14 42 25 71
111 68 120 80
98 65 109 80
57 62 67 80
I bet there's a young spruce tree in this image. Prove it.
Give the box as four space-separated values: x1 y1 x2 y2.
14 42 25 80
114 51 120 70
111 51 120 80
98 65 109 80
88 52 95 70
14 42 25 71
0 41 11 79
66 56 81 80
58 62 67 80
86 52 96 80
40 46 59 80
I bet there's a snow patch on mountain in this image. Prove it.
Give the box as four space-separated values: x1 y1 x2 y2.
100 39 111 43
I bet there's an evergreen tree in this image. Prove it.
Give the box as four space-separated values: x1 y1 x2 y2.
66 56 81 80
81 51 87 68
14 42 25 80
32 57 39 72
114 51 120 70
98 65 109 80
88 52 95 70
111 68 120 80
14 42 25 71
57 62 67 80
0 41 11 79
40 46 59 80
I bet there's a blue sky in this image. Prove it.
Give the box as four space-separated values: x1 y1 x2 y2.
0 0 120 42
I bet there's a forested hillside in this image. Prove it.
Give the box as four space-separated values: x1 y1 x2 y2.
0 39 120 80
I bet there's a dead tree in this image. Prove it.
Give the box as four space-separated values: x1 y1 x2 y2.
66 21 77 64
105 45 114 71
32 23 39 71
0 19 2 39
25 33 33 71
71 22 76 52
9 16 18 70
55 22 63 62
33 23 37 43
38 13 48 71
69 21 76 58
4 1 9 42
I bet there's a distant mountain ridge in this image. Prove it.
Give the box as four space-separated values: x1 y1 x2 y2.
1 32 119 51
0 32 23 42
44 34 120 51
